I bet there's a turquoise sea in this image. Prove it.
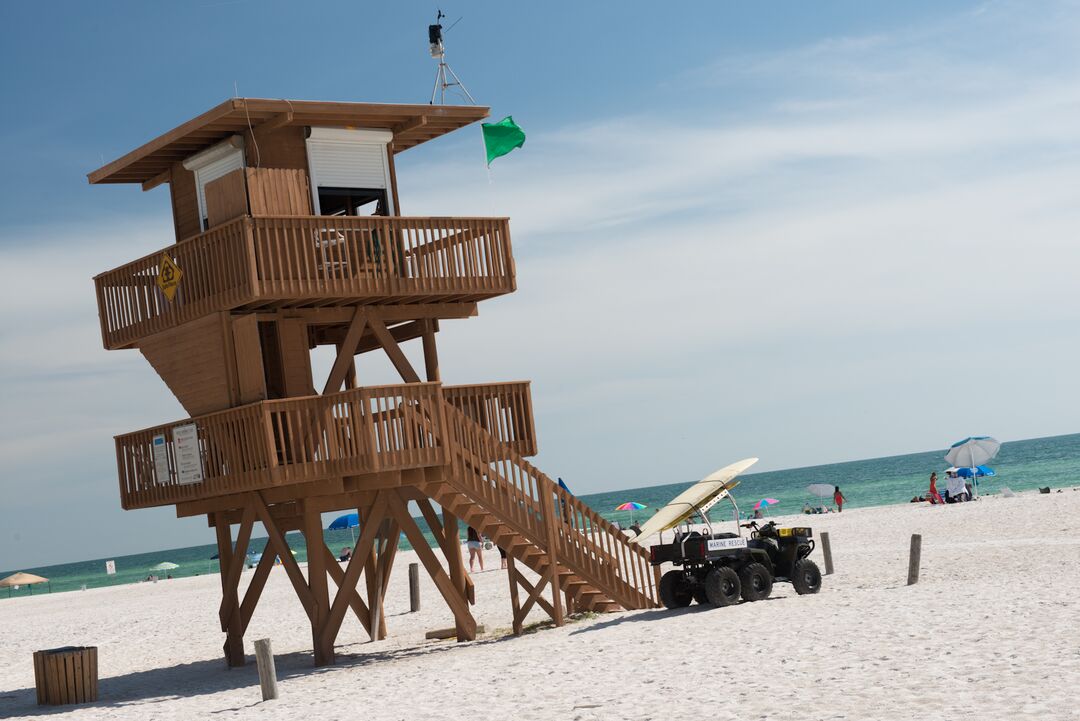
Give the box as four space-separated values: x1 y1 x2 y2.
4 433 1077 598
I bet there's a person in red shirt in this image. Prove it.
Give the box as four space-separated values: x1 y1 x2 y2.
928 472 944 505
834 486 848 512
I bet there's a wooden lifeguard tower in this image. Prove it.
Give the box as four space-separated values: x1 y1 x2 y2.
89 98 658 667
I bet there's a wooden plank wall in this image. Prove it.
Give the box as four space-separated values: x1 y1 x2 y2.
244 126 309 170
139 313 235 416
247 168 312 216
278 318 315 397
169 163 201 242
205 169 249 228
232 314 267 404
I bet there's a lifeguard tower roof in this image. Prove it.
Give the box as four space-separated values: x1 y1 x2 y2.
88 97 490 185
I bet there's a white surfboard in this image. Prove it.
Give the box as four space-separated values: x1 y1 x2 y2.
629 457 758 544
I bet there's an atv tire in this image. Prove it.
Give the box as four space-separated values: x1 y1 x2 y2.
692 583 709 605
792 558 822 595
659 570 694 608
739 562 774 602
704 565 741 607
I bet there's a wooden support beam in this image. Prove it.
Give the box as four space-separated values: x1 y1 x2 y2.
511 563 557 626
442 507 471 626
240 548 277 635
213 514 246 667
368 317 421 384
319 492 389 651
218 505 257 632
393 115 427 136
303 504 334 666
253 111 294 137
506 555 524 636
386 489 476 640
540 491 566 627
353 320 427 355
364 516 401 641
142 168 170 192
414 496 475 603
364 522 383 642
422 319 440 382
321 543 372 636
322 308 368 395
182 478 344 519
259 303 478 325
250 492 315 622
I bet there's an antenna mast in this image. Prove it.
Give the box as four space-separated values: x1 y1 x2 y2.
428 11 476 105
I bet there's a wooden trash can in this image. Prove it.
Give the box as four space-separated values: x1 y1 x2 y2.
33 646 98 705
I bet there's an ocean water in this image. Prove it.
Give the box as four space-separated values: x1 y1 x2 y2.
4 433 1077 598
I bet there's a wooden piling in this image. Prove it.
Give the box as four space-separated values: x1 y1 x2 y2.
409 562 420 612
254 638 278 701
907 533 922 585
820 531 834 575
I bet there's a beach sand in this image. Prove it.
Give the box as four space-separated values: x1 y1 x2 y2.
2 489 1080 720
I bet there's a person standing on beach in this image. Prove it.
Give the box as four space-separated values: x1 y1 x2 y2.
928 472 944 505
466 526 485 572
834 486 848 512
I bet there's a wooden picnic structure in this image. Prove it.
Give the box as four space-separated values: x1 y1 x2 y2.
89 98 659 667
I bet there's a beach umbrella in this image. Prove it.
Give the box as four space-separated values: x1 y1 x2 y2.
150 562 178 574
945 437 1000 498
329 512 360 544
615 501 646 524
0 572 50 596
956 465 995 479
753 498 779 512
806 484 834 499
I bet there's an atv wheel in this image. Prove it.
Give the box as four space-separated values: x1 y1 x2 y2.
739 562 774 602
659 570 694 608
791 558 822 595
692 583 709 605
704 566 741 607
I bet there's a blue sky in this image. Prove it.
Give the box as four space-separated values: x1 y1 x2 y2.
2 1 1079 568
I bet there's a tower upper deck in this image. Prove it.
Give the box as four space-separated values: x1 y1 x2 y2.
90 99 514 350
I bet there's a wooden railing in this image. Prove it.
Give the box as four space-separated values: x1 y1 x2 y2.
95 216 515 349
115 383 447 509
444 382 537 457
95 217 253 349
440 403 658 610
251 216 514 301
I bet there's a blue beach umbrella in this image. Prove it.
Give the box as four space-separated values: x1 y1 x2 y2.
328 513 359 530
956 465 995 479
329 512 360 545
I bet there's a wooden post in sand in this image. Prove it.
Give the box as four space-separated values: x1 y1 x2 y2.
907 534 922 585
409 562 420 612
254 638 278 701
820 532 834 575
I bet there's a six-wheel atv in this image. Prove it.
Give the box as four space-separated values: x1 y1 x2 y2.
651 520 823 609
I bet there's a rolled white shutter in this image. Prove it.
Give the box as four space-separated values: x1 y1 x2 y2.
306 128 394 213
307 141 387 188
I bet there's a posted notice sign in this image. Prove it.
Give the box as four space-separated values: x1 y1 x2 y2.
173 423 204 485
105 560 116 575
156 253 183 302
152 433 171 483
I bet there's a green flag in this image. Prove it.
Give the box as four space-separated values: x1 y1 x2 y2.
481 116 526 166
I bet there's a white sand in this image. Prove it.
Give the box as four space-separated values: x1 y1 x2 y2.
3 490 1080 720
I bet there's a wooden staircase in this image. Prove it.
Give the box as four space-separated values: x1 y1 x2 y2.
423 401 659 618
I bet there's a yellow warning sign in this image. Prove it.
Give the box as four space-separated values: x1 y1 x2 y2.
156 253 183 302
